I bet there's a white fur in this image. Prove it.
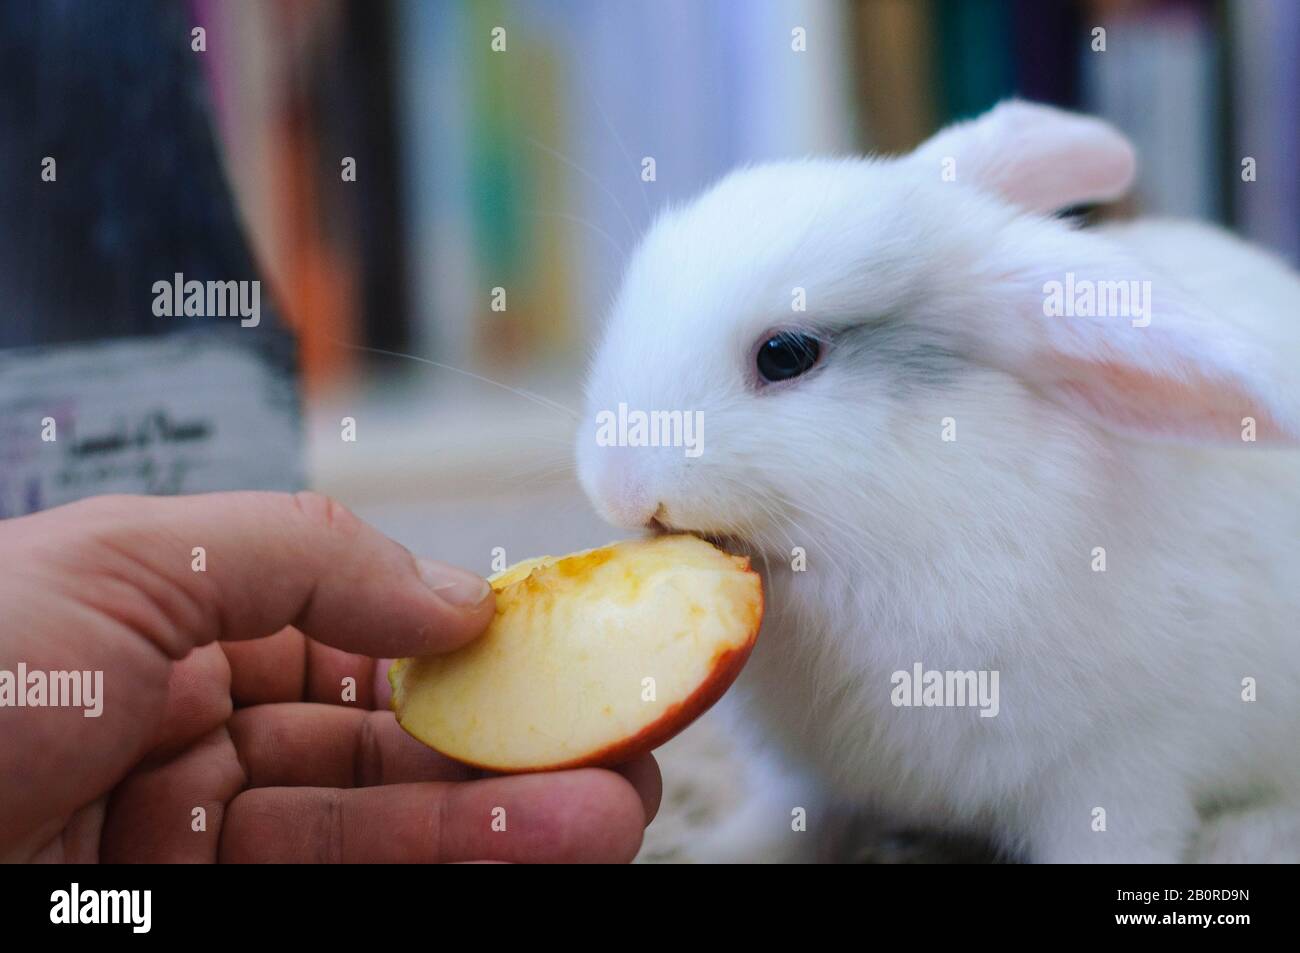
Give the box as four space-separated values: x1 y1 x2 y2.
578 102 1300 862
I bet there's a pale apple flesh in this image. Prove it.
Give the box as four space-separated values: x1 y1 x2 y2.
389 534 763 773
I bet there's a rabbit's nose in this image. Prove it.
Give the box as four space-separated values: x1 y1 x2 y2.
578 441 674 531
590 468 661 531
600 492 661 532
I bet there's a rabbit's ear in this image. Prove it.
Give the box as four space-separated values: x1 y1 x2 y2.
911 100 1136 213
986 232 1299 446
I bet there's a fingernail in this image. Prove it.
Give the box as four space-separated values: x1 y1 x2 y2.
417 559 492 607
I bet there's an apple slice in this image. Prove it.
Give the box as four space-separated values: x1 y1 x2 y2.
389 534 763 773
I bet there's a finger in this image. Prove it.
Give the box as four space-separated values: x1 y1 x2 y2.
46 491 494 659
304 640 378 707
145 644 232 762
228 691 662 816
227 703 478 787
611 754 662 824
100 726 245 862
223 631 379 708
221 627 305 706
221 771 647 863
373 658 396 710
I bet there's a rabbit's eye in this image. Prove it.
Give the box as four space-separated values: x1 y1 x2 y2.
756 331 821 383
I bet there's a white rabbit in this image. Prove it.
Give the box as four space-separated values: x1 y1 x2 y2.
576 101 1300 863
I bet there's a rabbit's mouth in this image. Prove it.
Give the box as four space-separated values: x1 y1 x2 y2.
652 525 751 559
639 509 754 553
645 513 753 558
699 532 751 556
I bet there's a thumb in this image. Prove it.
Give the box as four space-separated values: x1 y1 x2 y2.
29 491 495 660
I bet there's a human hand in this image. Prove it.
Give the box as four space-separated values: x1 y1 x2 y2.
0 491 659 862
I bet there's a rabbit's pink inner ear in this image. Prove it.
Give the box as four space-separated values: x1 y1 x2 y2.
915 101 1136 213
990 130 1136 213
1048 357 1295 445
